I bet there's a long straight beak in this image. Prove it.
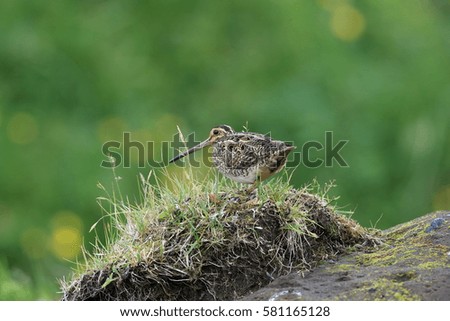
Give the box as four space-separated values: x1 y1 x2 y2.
169 139 211 163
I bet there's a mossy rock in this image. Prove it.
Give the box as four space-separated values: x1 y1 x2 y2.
244 211 450 300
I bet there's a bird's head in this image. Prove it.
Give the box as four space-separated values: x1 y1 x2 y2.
169 125 234 163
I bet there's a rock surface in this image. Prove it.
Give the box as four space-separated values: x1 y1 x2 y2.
243 211 450 300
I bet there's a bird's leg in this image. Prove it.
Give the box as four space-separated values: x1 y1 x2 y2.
246 182 257 193
213 171 219 194
246 176 261 194
242 180 260 207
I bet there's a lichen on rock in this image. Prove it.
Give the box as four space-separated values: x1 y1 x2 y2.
244 211 450 301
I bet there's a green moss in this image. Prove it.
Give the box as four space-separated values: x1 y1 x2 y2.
325 263 354 272
417 260 448 270
356 249 398 267
326 213 449 300
337 278 420 301
355 214 450 270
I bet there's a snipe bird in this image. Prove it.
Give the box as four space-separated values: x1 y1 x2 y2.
169 125 295 187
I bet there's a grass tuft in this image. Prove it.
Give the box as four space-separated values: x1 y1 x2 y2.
61 166 378 300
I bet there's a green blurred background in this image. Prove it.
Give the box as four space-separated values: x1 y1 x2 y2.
0 0 449 300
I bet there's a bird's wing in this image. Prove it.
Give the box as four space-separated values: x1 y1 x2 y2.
214 135 263 170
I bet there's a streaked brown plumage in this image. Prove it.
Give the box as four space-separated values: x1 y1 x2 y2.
169 125 295 185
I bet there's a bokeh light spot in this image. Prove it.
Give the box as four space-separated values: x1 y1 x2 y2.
330 4 366 42
20 228 48 260
433 186 450 211
52 211 83 231
97 117 127 142
153 113 183 139
6 112 39 144
51 211 83 260
51 227 82 260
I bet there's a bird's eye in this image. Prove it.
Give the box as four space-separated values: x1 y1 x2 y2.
213 130 219 135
